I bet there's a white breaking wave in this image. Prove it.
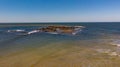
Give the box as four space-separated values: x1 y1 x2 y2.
7 29 25 32
27 30 40 34
111 39 120 47
72 29 82 35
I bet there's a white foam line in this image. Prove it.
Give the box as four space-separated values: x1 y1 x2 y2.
27 30 40 34
7 29 25 32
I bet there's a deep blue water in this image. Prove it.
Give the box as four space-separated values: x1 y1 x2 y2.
0 22 120 56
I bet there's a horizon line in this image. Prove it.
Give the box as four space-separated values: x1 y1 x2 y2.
0 21 120 23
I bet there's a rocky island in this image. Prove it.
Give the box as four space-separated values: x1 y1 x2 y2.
28 25 85 35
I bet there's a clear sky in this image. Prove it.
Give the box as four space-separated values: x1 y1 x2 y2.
0 0 120 22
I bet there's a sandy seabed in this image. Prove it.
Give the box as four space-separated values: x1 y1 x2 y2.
0 40 120 67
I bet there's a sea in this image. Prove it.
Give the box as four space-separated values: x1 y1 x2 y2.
0 22 120 67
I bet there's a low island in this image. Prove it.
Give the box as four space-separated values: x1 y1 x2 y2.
28 25 85 35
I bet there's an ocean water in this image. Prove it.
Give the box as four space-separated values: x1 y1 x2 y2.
0 22 120 67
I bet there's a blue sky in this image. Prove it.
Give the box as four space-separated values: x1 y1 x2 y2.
0 0 120 22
